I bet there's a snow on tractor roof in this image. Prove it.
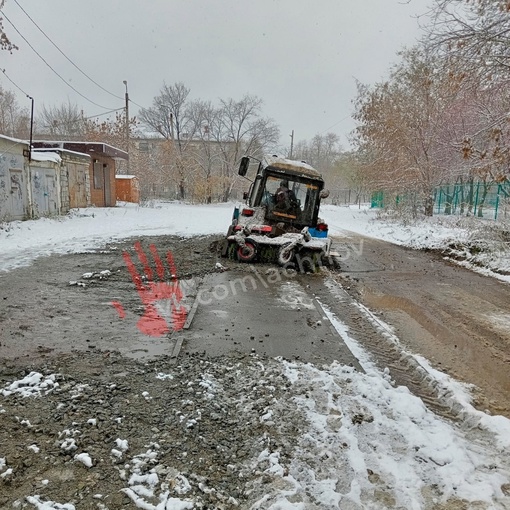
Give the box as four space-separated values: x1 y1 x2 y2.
263 154 322 180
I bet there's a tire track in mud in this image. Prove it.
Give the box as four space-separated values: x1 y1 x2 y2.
323 232 510 421
307 271 468 422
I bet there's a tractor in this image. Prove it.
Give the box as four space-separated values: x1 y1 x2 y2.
222 154 331 269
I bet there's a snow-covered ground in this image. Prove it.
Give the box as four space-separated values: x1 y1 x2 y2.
1 201 510 509
0 202 234 274
1 201 508 279
322 204 510 283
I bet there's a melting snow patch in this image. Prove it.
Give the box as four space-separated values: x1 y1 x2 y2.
25 495 75 509
68 280 86 287
74 452 93 468
116 438 129 451
120 445 196 508
484 312 510 333
0 467 13 479
155 372 173 380
2 372 58 397
81 270 111 279
276 358 510 508
276 281 315 310
260 409 274 422
111 448 123 459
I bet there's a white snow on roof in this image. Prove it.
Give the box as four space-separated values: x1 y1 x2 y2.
35 140 127 154
30 152 62 164
265 154 317 172
33 148 91 160
264 154 322 178
0 133 28 145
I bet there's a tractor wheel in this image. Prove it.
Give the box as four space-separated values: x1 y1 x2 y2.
226 241 237 260
298 249 324 273
278 245 295 266
237 241 257 262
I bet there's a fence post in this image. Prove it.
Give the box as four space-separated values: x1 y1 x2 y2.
495 184 501 220
474 181 480 216
445 185 452 214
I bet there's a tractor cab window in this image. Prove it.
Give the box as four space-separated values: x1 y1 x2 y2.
262 175 319 225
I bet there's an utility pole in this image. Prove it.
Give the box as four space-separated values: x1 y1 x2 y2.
27 94 35 219
123 80 129 174
169 112 175 142
289 130 294 159
28 95 34 162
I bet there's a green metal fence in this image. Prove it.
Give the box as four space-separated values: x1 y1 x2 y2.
434 181 510 220
371 181 510 220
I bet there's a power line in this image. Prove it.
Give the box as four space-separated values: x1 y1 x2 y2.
11 0 124 102
41 107 126 131
129 98 146 110
319 113 353 135
1 68 124 122
1 10 118 110
1 68 31 98
84 108 125 120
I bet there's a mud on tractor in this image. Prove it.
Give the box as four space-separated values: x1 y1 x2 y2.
221 154 332 268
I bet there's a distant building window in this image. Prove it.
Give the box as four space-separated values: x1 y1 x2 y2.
93 161 103 189
138 141 149 152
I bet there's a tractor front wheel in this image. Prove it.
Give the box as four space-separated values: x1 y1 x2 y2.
237 241 257 262
278 245 295 266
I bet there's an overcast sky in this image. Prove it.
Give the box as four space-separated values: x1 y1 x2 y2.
1 0 431 149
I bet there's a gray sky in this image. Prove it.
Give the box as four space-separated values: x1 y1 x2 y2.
1 0 431 149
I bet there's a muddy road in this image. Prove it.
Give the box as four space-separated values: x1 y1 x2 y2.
1 230 509 418
333 231 510 418
2 231 510 508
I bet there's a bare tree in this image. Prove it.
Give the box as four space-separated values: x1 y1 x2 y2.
186 99 221 203
428 0 510 81
212 95 280 201
38 101 85 139
333 151 370 206
139 82 195 143
139 82 201 199
292 132 341 169
426 0 510 185
139 86 279 202
0 84 29 137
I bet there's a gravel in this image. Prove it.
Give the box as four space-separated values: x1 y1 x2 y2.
0 349 307 509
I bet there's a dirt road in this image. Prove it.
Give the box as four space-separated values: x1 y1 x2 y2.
332 231 510 418
1 232 510 508
1 231 509 417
